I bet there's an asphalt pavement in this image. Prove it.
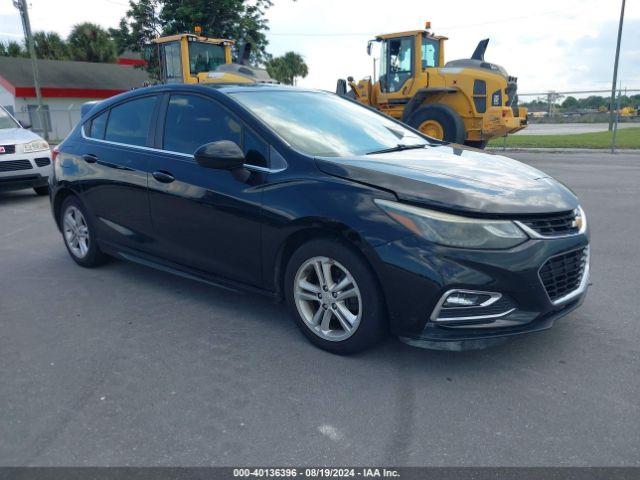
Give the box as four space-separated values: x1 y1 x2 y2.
1 151 639 466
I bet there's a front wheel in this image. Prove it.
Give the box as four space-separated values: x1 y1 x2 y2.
285 238 387 354
407 104 466 144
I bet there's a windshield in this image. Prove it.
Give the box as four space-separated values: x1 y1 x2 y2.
0 108 19 130
189 42 226 75
229 90 429 157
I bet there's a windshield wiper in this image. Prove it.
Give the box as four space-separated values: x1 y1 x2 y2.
365 144 427 155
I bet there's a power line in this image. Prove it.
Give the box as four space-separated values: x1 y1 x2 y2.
267 7 577 37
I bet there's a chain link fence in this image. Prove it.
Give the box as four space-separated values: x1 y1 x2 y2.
12 105 83 143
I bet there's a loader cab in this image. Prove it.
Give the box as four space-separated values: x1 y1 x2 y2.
375 30 446 94
154 34 233 84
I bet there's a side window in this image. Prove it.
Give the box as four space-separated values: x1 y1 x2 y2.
161 42 183 84
88 111 108 139
104 96 157 147
163 94 242 155
243 128 268 167
386 37 413 93
422 37 440 69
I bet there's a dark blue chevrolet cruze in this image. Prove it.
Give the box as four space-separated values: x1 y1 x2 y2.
50 84 589 353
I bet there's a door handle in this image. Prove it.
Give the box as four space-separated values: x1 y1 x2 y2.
82 153 98 163
152 170 175 183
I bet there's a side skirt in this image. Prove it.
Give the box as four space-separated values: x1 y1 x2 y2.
98 240 278 300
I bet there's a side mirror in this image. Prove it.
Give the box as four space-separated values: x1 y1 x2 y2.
194 140 245 170
19 120 31 129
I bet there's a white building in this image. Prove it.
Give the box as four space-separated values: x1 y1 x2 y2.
0 56 149 141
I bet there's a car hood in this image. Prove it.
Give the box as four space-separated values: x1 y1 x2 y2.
0 127 42 145
315 144 578 215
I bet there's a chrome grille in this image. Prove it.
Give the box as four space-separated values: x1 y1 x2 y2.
518 210 579 237
539 248 588 302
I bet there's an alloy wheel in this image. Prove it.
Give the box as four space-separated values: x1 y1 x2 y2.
293 256 362 341
63 205 90 259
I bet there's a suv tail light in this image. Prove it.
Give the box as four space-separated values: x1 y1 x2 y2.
51 146 60 163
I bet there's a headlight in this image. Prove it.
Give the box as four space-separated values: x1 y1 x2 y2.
375 199 527 249
23 140 49 153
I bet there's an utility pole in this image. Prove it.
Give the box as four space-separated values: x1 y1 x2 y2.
609 0 626 131
13 0 48 141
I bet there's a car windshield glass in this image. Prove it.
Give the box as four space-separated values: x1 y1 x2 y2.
189 42 226 75
0 108 19 129
229 90 429 157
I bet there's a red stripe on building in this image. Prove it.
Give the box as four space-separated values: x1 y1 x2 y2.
13 87 128 99
117 58 147 66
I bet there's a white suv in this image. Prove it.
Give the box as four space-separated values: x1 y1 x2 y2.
0 106 52 196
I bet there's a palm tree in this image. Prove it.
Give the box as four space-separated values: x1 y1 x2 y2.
68 23 117 63
266 51 309 85
33 32 69 60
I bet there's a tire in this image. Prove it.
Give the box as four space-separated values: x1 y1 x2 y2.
464 140 488 149
33 185 49 196
284 238 387 354
59 196 108 268
407 104 466 144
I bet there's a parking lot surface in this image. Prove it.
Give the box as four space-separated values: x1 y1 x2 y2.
1 152 639 466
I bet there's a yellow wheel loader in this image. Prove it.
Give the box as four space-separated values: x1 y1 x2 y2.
337 24 527 148
151 30 275 85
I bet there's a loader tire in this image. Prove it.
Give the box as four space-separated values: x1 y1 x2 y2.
407 104 466 144
465 140 488 149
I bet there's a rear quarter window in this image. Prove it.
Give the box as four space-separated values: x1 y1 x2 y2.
104 96 157 147
87 111 108 139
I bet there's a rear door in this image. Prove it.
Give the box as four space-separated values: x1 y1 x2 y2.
146 92 267 286
80 95 159 251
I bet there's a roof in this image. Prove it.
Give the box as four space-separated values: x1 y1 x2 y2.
0 56 150 99
154 34 234 45
375 30 448 41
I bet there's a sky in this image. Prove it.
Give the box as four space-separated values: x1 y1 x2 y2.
1 0 639 98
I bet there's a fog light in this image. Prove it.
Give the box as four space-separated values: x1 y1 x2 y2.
443 292 492 308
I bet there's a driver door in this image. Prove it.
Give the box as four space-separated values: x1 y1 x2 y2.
376 36 415 116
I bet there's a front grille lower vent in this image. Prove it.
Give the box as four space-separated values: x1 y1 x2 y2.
0 159 32 172
518 210 580 237
34 157 51 167
539 248 588 302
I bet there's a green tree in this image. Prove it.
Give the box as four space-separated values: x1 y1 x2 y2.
33 31 69 60
561 96 578 110
109 18 133 55
68 22 117 63
0 40 26 57
126 0 161 51
266 51 308 85
160 0 273 64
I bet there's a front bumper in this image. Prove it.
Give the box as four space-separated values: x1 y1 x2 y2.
0 151 52 192
374 232 589 346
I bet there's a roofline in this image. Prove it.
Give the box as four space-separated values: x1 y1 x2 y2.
153 34 235 45
375 30 448 40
